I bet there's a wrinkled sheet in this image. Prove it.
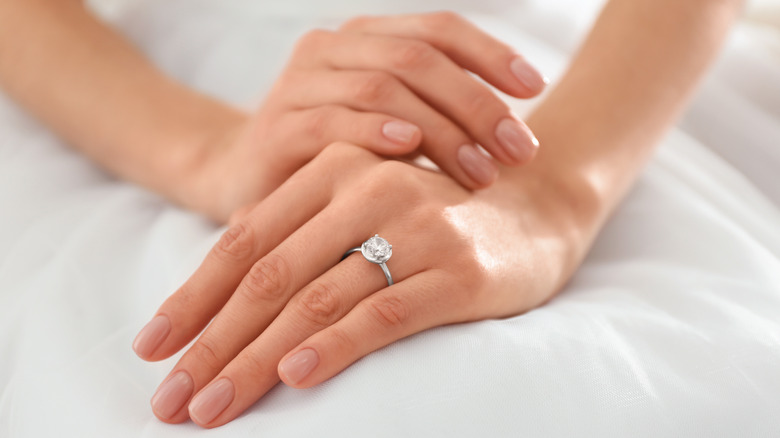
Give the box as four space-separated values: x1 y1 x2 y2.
1 0 779 436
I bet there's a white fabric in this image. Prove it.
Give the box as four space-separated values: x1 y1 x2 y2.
2 1 780 436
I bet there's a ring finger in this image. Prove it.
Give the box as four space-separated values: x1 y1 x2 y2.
139 144 373 422
149 196 370 422
187 234 425 428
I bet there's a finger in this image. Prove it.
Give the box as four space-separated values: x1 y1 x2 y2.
280 70 499 188
281 104 422 156
186 236 424 428
340 11 549 97
279 271 453 389
147 144 378 423
227 204 254 227
132 147 339 364
151 199 371 423
293 30 539 166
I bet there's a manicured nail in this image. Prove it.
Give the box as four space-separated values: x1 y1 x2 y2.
189 378 235 425
382 120 420 145
151 371 194 420
132 315 170 358
495 118 539 163
280 348 319 385
510 56 548 92
457 144 498 185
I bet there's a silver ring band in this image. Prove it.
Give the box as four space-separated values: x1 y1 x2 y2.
342 235 393 286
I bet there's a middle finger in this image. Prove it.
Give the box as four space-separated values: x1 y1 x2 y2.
188 231 424 428
293 30 539 166
150 199 371 421
280 69 498 187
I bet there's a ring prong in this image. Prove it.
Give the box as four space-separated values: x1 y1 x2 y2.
349 235 393 285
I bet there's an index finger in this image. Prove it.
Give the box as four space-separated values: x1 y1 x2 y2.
132 162 333 363
340 11 549 98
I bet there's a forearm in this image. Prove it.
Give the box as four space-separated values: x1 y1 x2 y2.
0 0 245 204
515 0 744 230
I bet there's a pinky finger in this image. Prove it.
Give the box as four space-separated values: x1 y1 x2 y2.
277 271 453 388
284 105 422 158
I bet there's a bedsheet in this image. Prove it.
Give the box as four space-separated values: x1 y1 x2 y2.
1 1 779 436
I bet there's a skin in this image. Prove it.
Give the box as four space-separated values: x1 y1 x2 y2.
0 1 545 222
0 0 745 430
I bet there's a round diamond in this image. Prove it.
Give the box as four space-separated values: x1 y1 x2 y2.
361 235 392 264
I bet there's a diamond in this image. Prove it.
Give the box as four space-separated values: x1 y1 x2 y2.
361 235 392 264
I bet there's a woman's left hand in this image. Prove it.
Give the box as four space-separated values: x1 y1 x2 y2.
132 142 596 428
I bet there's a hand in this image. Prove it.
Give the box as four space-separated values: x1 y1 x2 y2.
132 142 598 428
186 12 547 221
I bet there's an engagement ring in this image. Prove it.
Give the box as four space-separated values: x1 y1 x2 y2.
342 234 393 286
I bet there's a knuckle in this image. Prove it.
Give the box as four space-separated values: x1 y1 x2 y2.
392 40 436 71
223 349 271 382
237 350 271 380
213 222 255 261
296 283 341 327
353 160 425 210
187 337 223 372
309 142 379 191
421 11 462 32
317 140 373 168
464 90 507 125
427 116 470 147
271 71 299 95
295 28 332 53
368 160 420 194
303 106 335 141
366 295 410 329
321 140 354 156
339 15 372 31
354 72 397 104
373 159 408 180
242 254 290 303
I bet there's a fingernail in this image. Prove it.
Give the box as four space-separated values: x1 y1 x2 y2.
132 315 170 358
280 348 319 385
382 120 420 145
510 56 548 92
151 371 194 420
189 378 235 425
457 144 498 185
495 118 539 163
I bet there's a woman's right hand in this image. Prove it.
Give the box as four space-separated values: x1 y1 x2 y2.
187 12 547 222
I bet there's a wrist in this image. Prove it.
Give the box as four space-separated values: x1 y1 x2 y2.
161 105 249 219
495 144 612 283
501 153 605 229
485 152 605 292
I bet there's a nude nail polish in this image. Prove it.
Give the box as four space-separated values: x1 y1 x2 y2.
280 348 319 385
132 315 170 358
457 144 498 185
510 56 548 92
382 120 420 145
151 371 194 420
495 118 539 163
189 378 235 425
